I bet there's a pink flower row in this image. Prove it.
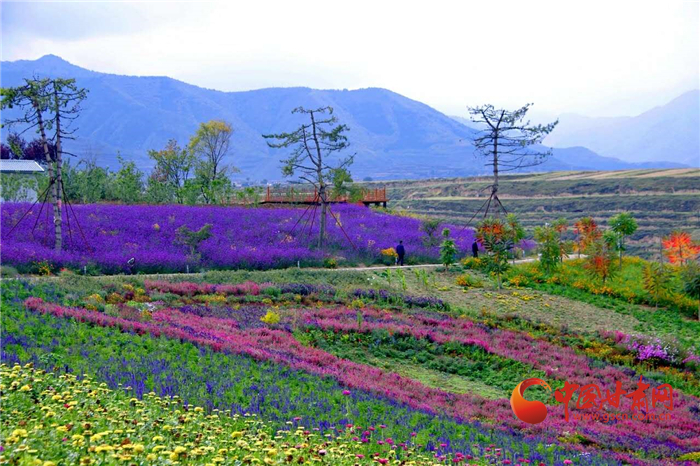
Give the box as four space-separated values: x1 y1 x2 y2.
302 307 700 449
144 280 264 296
24 297 700 456
305 307 698 405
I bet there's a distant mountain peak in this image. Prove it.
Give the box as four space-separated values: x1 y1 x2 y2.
37 54 69 62
544 89 699 167
6 54 96 79
1 55 690 179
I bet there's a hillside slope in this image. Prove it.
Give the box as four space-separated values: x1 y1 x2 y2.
382 169 700 258
1 55 685 180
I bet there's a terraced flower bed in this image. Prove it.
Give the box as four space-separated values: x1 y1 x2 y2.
4 278 700 464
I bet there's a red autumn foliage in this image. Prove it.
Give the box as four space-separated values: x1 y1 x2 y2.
663 231 700 264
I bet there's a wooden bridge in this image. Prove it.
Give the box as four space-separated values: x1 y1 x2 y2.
261 186 387 207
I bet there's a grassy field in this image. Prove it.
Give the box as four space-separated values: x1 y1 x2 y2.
377 169 700 258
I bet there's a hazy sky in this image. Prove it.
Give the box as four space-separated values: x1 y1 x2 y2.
2 0 698 118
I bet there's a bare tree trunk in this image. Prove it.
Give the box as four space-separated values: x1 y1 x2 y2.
309 110 328 250
492 134 499 201
559 232 564 263
319 187 327 249
619 236 623 268
53 87 63 252
33 101 58 250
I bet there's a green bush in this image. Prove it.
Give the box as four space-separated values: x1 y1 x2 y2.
0 265 19 278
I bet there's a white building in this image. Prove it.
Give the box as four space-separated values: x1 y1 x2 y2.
0 160 45 202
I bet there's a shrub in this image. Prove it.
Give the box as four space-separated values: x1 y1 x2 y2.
175 223 213 257
323 257 338 269
263 286 282 298
105 292 124 304
33 260 53 276
534 224 560 274
0 265 20 278
507 274 530 287
455 274 483 288
420 218 442 247
584 238 616 284
461 257 483 270
439 228 457 268
260 309 281 325
642 262 672 309
680 262 700 320
350 298 365 309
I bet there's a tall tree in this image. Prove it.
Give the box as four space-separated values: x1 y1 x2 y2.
113 156 144 204
467 104 557 216
188 120 235 203
1 78 57 248
608 212 638 267
263 106 353 248
1 132 26 159
47 78 88 251
148 139 195 204
663 231 700 265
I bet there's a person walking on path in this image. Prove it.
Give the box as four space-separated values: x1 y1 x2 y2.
472 241 479 258
396 240 406 266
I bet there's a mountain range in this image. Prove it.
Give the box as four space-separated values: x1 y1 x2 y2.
0 55 692 181
543 90 699 167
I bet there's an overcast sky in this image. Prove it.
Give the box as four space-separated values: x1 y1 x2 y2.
2 0 698 118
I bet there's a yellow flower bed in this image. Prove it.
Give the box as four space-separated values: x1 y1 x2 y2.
1 364 446 465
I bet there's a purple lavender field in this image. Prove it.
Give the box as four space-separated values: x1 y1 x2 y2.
0 203 476 273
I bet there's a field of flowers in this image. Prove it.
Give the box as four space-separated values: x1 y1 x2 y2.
1 364 452 465
3 277 700 465
0 203 477 274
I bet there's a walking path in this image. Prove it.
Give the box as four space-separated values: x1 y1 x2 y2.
3 255 584 282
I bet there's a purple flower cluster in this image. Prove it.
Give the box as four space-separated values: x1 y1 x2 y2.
623 334 680 364
0 203 476 273
516 239 537 252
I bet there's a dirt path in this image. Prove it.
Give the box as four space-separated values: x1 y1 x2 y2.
324 254 580 272
2 255 585 282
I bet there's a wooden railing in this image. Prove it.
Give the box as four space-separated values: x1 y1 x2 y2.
262 186 387 205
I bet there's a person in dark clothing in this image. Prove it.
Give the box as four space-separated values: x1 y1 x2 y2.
396 240 406 266
472 241 479 258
